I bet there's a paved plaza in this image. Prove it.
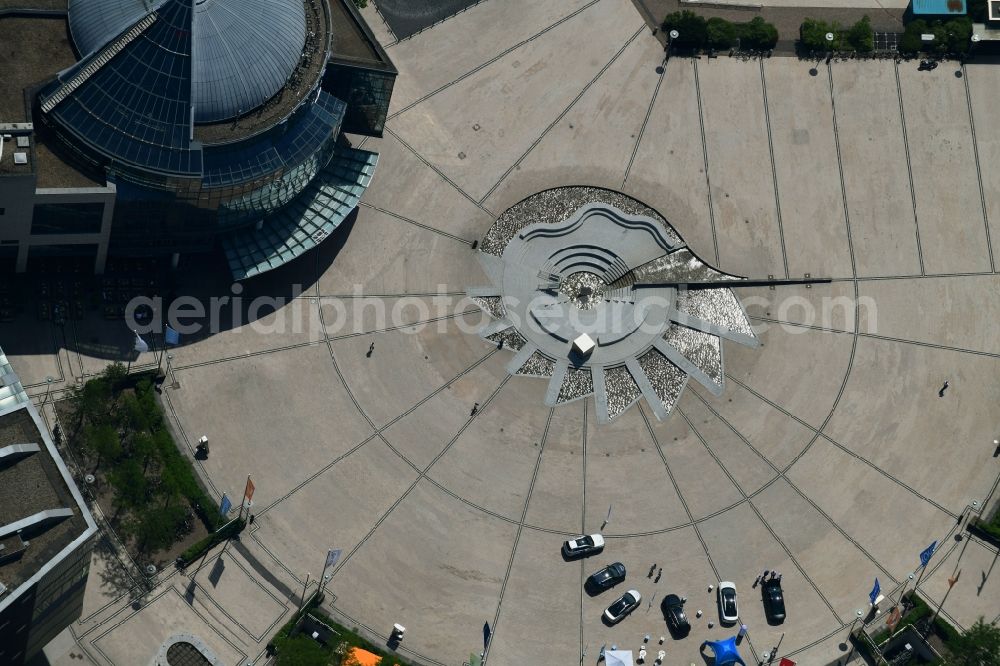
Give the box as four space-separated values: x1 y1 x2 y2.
5 0 1000 664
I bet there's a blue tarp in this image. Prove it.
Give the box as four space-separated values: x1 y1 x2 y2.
911 0 967 15
700 636 747 666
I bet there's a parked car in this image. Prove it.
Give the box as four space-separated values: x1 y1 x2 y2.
761 578 786 624
661 593 691 637
586 562 626 593
603 589 642 624
717 581 739 624
562 534 604 559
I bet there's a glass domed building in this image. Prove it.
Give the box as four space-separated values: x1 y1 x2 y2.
28 0 395 279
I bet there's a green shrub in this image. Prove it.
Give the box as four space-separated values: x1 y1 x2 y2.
737 17 779 50
800 18 842 51
846 16 874 52
900 16 973 54
706 17 737 49
274 635 330 665
662 10 708 49
178 518 244 564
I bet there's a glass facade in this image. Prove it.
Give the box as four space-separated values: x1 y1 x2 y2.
31 203 104 235
323 63 396 137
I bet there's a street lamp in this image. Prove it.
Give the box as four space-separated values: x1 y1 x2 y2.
668 29 679 54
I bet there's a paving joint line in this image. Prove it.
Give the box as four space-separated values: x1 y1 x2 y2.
386 0 603 121
688 389 898 585
622 53 667 189
384 127 496 218
722 372 957 519
359 201 475 244
760 60 790 279
482 408 553 664
893 61 926 276
682 406 843 623
327 375 512 581
748 314 1000 359
961 63 995 273
478 24 646 206
692 59 721 265
640 405 719 579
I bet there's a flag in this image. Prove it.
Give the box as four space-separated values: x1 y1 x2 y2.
919 541 938 567
164 325 180 346
219 493 232 516
886 606 902 630
869 578 881 605
483 622 491 651
133 331 149 353
244 476 255 502
779 659 797 666
325 549 342 568
948 570 960 588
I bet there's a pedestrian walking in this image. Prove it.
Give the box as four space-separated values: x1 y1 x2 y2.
470 402 479 416
654 568 662 583
648 564 657 578
753 575 761 589
366 341 375 358
762 569 770 580
939 380 950 397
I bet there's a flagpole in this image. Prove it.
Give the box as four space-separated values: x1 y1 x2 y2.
238 475 251 522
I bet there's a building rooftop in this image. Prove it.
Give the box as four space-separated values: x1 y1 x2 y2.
912 0 967 15
327 0 396 71
68 0 307 124
0 16 77 124
0 347 97 612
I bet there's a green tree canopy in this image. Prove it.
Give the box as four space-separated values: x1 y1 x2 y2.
738 17 779 50
108 460 148 510
949 618 1000 666
706 17 737 49
85 423 121 467
663 10 708 49
846 16 874 52
275 635 330 665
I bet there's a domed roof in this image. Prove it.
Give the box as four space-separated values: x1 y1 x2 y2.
67 0 306 123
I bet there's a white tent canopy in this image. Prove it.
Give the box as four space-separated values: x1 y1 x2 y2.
605 649 634 666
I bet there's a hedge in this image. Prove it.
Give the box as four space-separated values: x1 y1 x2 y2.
178 518 245 565
899 17 973 54
662 11 778 51
800 16 874 52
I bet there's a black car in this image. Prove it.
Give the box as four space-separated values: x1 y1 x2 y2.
586 562 626 593
761 578 786 624
661 593 691 637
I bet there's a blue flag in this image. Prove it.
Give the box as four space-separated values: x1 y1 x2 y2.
164 325 180 346
483 622 491 651
869 578 881 605
219 493 232 516
919 541 937 567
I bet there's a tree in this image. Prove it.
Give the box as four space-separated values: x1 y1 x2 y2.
846 16 874 52
949 618 1000 666
127 504 188 553
275 635 329 665
85 423 121 469
738 17 779 50
942 17 973 54
71 378 111 428
103 362 127 389
663 10 708 50
706 17 737 50
108 460 148 511
800 18 841 51
900 19 928 54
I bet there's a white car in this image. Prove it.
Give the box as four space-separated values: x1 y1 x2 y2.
604 589 642 624
562 534 604 559
718 581 739 624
